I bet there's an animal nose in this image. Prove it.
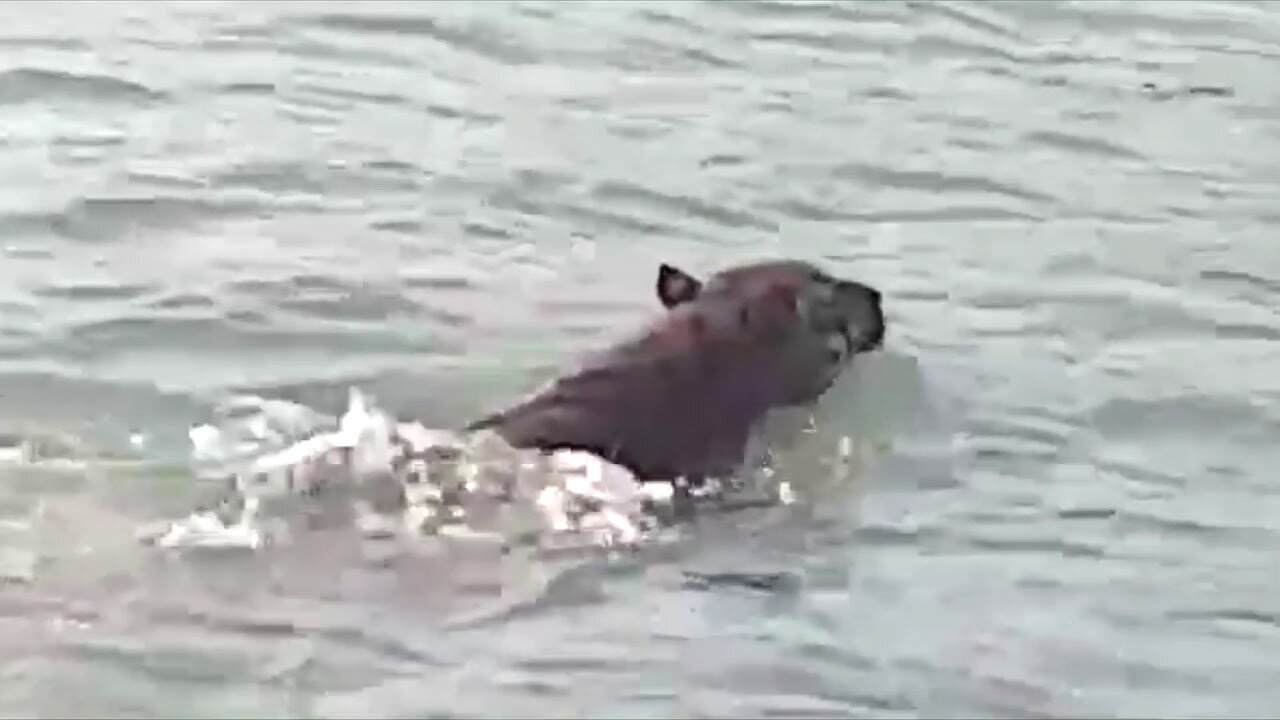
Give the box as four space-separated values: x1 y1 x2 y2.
836 280 886 349
866 309 886 348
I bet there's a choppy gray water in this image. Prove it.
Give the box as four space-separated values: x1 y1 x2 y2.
2 1 1279 717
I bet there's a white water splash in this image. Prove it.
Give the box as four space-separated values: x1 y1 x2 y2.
141 388 716 554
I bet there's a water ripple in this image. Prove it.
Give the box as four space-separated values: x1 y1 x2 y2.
1 0 1279 716
0 67 163 106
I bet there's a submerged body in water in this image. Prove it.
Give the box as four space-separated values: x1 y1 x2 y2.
106 258 885 563
146 259 886 556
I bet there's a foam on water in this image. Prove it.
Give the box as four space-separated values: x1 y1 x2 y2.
141 387 809 556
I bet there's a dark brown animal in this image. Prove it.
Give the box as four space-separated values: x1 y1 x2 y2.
465 260 886 481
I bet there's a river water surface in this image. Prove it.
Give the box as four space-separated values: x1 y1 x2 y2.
2 1 1279 718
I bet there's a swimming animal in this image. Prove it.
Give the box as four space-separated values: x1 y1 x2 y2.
465 259 886 482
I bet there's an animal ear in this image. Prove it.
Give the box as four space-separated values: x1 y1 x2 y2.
656 263 703 308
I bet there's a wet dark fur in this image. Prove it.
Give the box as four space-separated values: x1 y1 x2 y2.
465 260 885 481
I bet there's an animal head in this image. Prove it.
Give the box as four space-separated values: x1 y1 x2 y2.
657 260 885 395
467 259 886 481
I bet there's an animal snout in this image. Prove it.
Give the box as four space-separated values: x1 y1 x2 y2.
836 280 886 352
